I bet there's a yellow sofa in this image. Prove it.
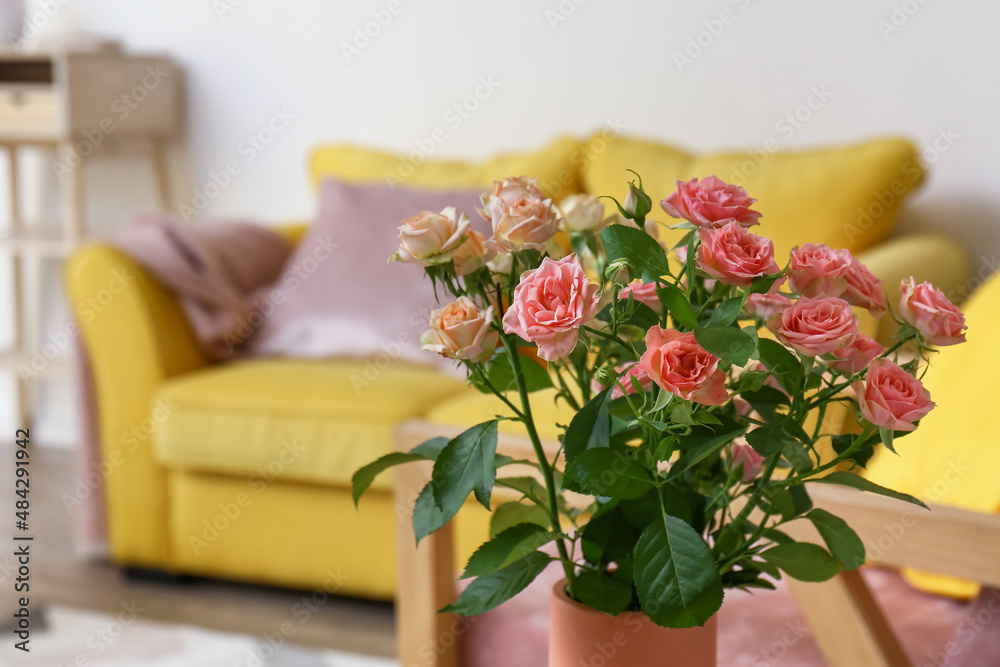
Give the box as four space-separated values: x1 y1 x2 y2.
65 134 971 600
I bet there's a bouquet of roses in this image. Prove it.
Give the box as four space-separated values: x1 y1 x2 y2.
353 172 967 628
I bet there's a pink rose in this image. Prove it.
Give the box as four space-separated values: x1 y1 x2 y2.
620 282 662 312
768 296 859 357
393 207 470 265
502 254 600 361
480 176 560 252
696 222 780 287
421 297 499 363
638 325 729 406
853 358 934 432
559 194 607 232
842 257 887 317
787 244 852 298
660 176 762 229
731 443 765 483
592 363 654 400
827 333 884 376
451 230 496 276
746 293 793 320
898 277 967 346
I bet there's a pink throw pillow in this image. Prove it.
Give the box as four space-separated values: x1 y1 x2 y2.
249 179 487 366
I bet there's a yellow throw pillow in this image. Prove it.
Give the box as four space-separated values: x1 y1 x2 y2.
580 135 925 259
309 137 583 200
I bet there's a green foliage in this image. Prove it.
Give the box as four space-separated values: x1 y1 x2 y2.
356 169 945 630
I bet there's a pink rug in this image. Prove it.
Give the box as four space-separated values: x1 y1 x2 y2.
461 565 1000 666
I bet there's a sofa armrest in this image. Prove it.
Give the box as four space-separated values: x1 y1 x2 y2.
65 244 210 567
856 233 971 346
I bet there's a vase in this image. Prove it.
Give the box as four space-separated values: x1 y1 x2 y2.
549 580 717 667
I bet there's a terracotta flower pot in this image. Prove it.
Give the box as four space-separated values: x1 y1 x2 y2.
549 580 717 667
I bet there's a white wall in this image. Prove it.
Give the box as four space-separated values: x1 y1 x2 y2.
8 0 1000 444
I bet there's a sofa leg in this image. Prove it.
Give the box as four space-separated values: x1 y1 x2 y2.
123 567 196 585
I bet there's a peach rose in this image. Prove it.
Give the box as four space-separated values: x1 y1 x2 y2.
853 358 934 432
768 296 858 357
592 363 654 400
502 254 600 361
787 243 852 298
421 297 499 363
620 282 662 312
827 333 885 376
731 443 766 482
660 176 762 229
480 176 560 252
393 207 470 265
638 325 729 406
842 257 887 317
746 293 793 320
696 222 780 287
451 230 495 276
898 277 967 346
559 194 607 232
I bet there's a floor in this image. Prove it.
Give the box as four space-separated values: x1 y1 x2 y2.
0 445 397 659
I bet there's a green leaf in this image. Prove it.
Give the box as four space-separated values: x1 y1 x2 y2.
760 542 843 582
413 482 450 545
597 300 660 330
432 421 499 513
490 502 549 538
757 339 803 393
707 297 744 327
749 272 785 294
351 436 449 506
746 420 797 457
831 434 876 468
478 352 552 394
807 509 866 570
879 426 897 455
496 476 548 507
568 448 655 499
601 224 672 283
811 471 929 509
672 422 745 475
658 282 698 330
461 524 555 579
573 570 634 616
634 514 724 628
580 504 643 565
441 550 551 615
563 388 612 464
695 325 756 367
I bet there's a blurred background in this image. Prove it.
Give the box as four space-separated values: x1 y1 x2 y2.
1 1 998 666
3 0 998 444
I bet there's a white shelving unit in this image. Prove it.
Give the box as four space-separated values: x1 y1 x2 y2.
0 42 181 428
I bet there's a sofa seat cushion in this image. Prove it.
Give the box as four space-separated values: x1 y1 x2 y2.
426 387 576 443
152 358 467 489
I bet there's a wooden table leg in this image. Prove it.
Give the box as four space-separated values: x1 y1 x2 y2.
789 569 911 667
395 427 461 667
